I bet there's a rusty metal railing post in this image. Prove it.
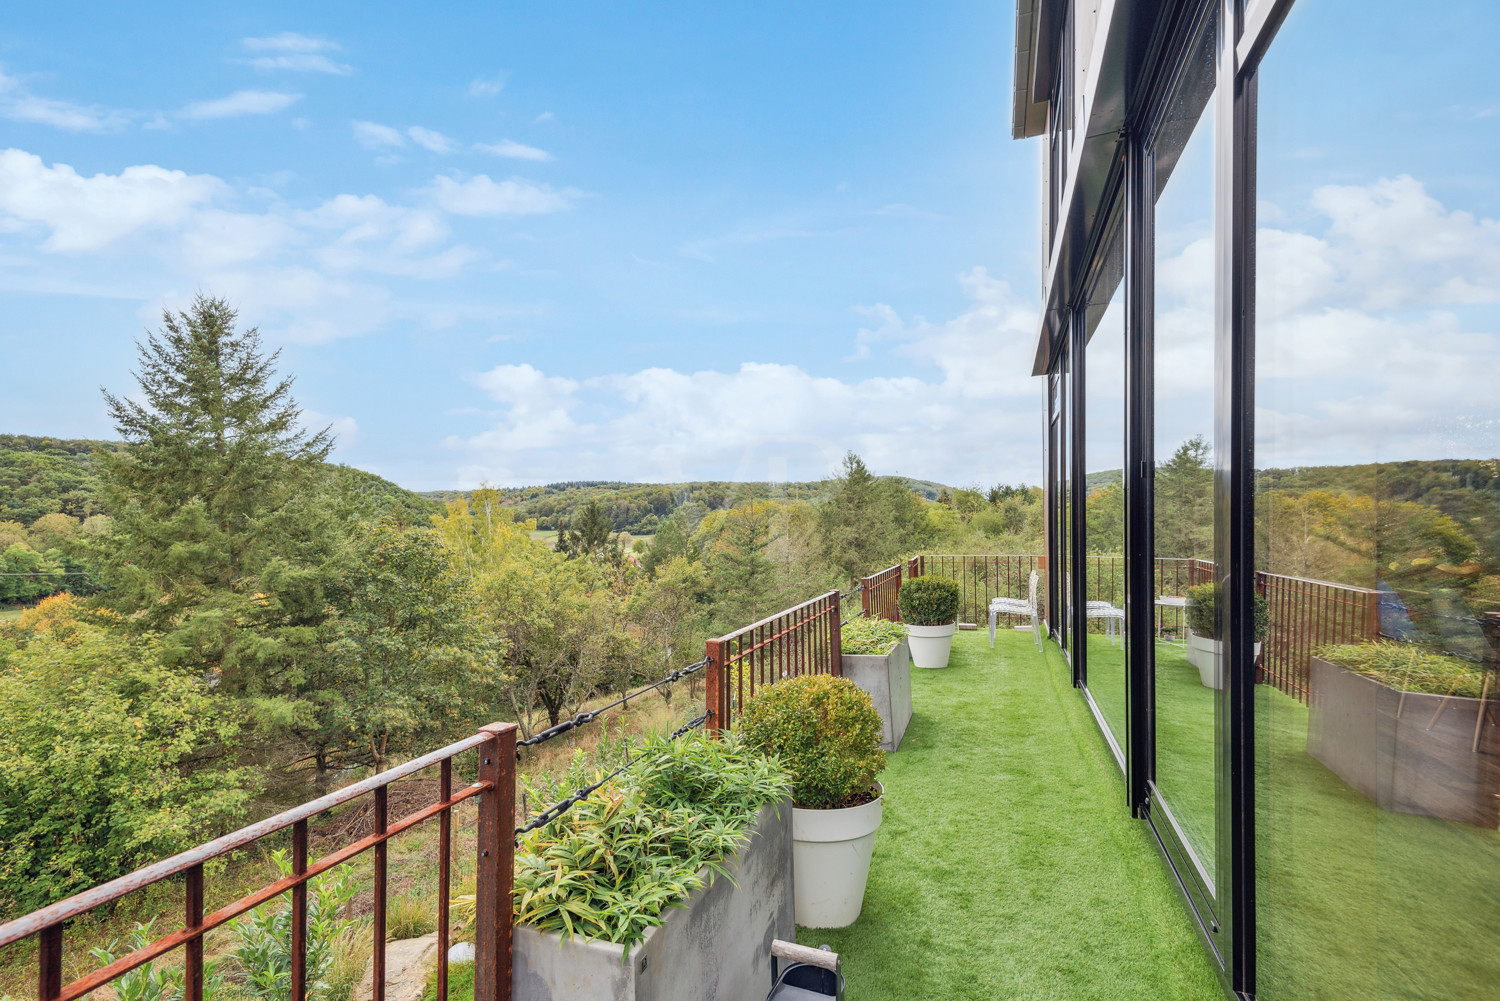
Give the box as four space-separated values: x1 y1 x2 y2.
705 638 725 735
289 822 306 1001
475 723 517 1001
185 863 205 1001
39 923 61 1001
829 592 843 676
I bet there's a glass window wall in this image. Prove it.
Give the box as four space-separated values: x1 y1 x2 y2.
1252 1 1500 996
1149 4 1219 882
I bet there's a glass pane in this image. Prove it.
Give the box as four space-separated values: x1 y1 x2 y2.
1085 237 1128 753
1151 6 1218 879
1060 340 1073 658
1253 1 1500 997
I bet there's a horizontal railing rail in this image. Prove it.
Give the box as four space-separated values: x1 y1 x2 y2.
706 590 842 732
1 724 518 1001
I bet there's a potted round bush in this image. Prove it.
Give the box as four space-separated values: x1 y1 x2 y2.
897 575 962 668
739 674 887 928
1183 582 1268 688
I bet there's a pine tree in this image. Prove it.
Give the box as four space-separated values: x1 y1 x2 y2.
91 295 342 699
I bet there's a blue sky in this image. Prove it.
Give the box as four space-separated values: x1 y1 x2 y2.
0 1 1045 490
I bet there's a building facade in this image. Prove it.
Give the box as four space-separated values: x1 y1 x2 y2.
1014 0 1500 997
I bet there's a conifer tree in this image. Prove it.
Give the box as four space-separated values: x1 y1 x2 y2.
91 295 341 701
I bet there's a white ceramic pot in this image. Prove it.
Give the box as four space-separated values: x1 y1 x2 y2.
792 785 883 928
905 622 956 669
1186 632 1261 689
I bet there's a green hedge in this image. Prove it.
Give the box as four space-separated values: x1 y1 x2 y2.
1184 582 1269 642
897 575 961 626
738 674 886 810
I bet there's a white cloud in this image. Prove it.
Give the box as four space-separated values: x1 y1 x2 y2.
446 268 1043 485
352 120 405 149
428 174 576 216
0 149 224 251
180 91 302 120
0 66 130 132
300 409 359 446
534 111 555 123
468 76 506 98
241 34 353 75
407 126 453 153
1251 175 1500 466
474 139 553 162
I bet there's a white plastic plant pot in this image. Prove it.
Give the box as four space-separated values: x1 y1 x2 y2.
791 784 882 929
905 622 956 669
1186 633 1261 689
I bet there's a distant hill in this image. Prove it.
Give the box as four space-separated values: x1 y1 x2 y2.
422 476 953 533
0 434 440 526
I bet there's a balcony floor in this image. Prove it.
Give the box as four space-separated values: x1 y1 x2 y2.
796 628 1222 1000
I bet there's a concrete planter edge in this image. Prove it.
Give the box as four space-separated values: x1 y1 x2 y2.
512 797 794 1001
842 639 913 750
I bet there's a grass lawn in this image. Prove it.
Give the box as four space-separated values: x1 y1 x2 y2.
798 629 1223 1001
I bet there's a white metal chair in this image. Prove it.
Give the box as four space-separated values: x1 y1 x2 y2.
990 569 1042 651
1085 600 1126 645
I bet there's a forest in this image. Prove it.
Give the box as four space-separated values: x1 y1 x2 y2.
0 296 1043 920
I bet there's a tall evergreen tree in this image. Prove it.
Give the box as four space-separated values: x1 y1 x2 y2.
817 452 930 583
91 295 342 708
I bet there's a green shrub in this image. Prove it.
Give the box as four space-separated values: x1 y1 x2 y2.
896 575 961 626
841 616 908 655
511 732 789 951
1314 641 1488 698
737 674 886 810
225 850 359 1001
1183 582 1268 641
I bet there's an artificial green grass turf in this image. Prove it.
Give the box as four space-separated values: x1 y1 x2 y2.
797 629 1224 1001
1082 634 1500 999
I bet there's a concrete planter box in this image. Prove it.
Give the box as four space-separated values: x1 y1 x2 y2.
842 639 912 751
512 798 794 1001
1307 657 1500 828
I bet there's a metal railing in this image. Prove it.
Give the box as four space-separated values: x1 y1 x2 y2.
907 554 1046 627
860 565 903 622
1257 572 1380 701
0 724 519 1001
705 591 842 732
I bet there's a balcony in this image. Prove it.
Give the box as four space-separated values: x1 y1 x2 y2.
793 627 1223 999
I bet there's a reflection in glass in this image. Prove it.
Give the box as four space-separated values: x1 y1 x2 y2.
1253 2 1500 997
1151 6 1218 880
1059 342 1073 658
1084 241 1127 755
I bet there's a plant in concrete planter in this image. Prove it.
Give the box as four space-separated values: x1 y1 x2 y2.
897 575 962 668
840 617 908 655
1308 641 1499 827
1183 582 1268 687
840 618 913 751
739 675 887 928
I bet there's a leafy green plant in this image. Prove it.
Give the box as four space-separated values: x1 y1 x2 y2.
89 919 204 1001
510 732 789 951
896 576 961 626
1314 641 1489 698
226 850 358 1001
840 616 908 655
1183 583 1268 641
737 674 886 810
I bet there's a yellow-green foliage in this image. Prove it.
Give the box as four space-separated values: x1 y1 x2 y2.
841 616 908 655
1314 641 1489 698
737 675 886 809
